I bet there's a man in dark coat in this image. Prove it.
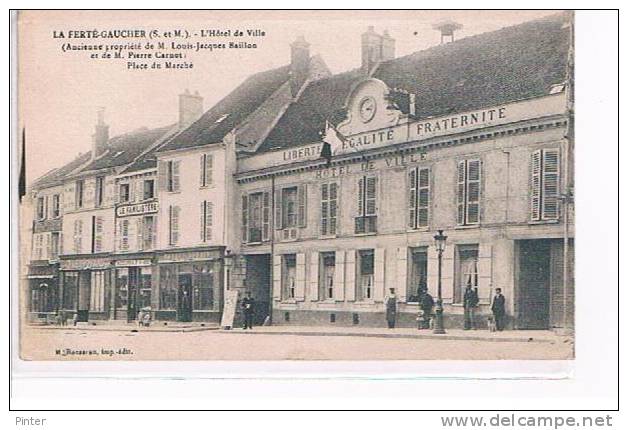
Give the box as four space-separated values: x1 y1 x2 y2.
419 287 434 330
241 291 255 330
463 282 479 330
491 288 506 331
385 288 397 329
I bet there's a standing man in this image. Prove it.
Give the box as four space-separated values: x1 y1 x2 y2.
491 288 506 331
463 282 479 330
419 286 434 330
241 291 255 330
385 288 398 329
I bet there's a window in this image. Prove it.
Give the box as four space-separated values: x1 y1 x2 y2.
143 179 155 200
191 264 214 310
119 183 130 203
275 185 306 233
200 153 213 187
355 176 378 234
159 265 177 310
408 247 428 302
358 250 374 300
531 148 560 221
408 167 430 229
62 272 79 309
73 219 83 254
115 268 129 309
168 205 180 245
30 283 55 313
320 252 336 300
321 183 338 236
166 160 180 192
282 254 297 300
75 180 84 209
92 216 104 253
200 200 213 242
457 159 481 226
242 192 270 243
282 187 298 228
36 197 46 220
33 234 44 260
95 176 105 207
142 216 156 250
90 270 107 312
52 194 60 218
50 232 60 260
455 245 479 303
119 219 129 251
137 267 152 310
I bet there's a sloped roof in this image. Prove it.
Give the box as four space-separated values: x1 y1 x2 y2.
79 125 174 173
259 12 570 152
30 151 92 190
158 65 292 152
121 125 180 174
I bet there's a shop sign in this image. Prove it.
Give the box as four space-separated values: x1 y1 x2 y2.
114 259 152 267
116 201 158 217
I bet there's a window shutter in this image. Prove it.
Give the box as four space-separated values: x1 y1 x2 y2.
457 160 466 225
466 159 481 224
206 201 213 241
426 247 439 298
94 216 104 252
333 250 345 301
104 177 115 206
365 176 377 216
530 150 542 220
171 206 180 244
396 247 408 302
329 183 338 235
157 161 167 192
129 180 136 203
477 244 492 303
374 248 386 302
272 255 282 300
357 177 365 217
297 184 307 228
200 154 206 187
120 219 129 251
172 161 181 192
200 201 206 242
274 188 283 230
295 253 306 301
59 232 63 256
542 149 560 220
43 196 48 220
64 183 75 212
241 194 249 243
136 217 143 251
345 250 356 301
309 251 319 301
321 183 329 235
418 167 430 228
408 169 417 229
206 154 213 186
441 245 455 302
262 192 270 241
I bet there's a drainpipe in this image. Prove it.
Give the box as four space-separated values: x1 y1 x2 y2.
268 173 276 325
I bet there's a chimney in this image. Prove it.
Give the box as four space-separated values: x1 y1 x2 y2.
91 107 109 160
179 89 203 129
290 36 310 97
361 27 395 75
432 20 463 44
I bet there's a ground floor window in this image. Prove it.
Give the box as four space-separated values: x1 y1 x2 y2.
282 254 297 299
89 270 107 312
30 282 56 313
358 250 374 300
138 267 152 309
408 247 428 302
116 267 152 311
159 262 219 311
62 271 79 309
178 263 215 311
160 265 178 310
115 268 129 309
320 252 335 300
455 244 479 303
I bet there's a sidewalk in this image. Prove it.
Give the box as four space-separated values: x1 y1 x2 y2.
221 325 571 343
31 321 220 333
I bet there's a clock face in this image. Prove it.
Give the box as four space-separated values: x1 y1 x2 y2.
358 96 377 123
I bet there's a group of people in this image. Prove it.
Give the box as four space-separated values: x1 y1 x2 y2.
384 284 506 331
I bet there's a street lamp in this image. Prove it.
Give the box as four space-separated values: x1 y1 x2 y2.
433 229 448 334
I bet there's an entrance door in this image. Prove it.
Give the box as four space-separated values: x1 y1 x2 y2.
178 274 193 322
77 271 91 322
517 240 551 329
127 268 139 322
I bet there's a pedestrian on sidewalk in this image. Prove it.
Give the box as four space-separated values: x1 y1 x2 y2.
491 288 506 331
241 291 255 330
463 282 479 330
385 288 397 329
418 285 434 330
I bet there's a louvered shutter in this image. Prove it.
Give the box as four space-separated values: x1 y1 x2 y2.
128 180 136 203
321 183 329 235
274 188 282 230
334 250 345 301
172 161 181 192
408 169 417 228
466 159 481 224
477 244 492 303
530 150 542 220
120 219 129 251
396 247 408 302
374 248 386 302
94 216 104 252
272 255 282 300
357 177 365 216
365 176 377 216
206 154 213 186
309 251 319 301
345 250 356 301
262 192 270 241
199 154 206 187
104 177 115 206
241 194 248 243
64 183 75 212
171 206 180 244
206 202 213 241
200 201 206 242
295 253 306 301
329 183 338 235
418 167 430 228
136 217 143 251
43 196 48 220
297 184 307 228
157 161 167 192
457 160 466 225
542 149 560 220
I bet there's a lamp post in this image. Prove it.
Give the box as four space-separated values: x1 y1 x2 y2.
433 229 448 334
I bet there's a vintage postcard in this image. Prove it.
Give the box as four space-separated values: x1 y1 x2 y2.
16 10 575 361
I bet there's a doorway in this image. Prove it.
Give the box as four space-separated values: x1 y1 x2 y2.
245 254 271 324
516 240 551 329
178 273 193 322
77 271 91 322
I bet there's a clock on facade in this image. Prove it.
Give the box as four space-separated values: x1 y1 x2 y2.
358 96 377 123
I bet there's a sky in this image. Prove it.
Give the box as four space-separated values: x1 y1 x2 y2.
18 10 559 184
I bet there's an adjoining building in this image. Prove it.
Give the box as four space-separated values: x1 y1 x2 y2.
234 13 575 330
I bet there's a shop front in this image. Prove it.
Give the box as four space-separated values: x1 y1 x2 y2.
112 255 155 322
155 247 224 322
59 254 112 322
26 261 59 323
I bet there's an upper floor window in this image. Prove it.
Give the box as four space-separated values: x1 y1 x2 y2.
200 153 213 187
95 176 105 207
52 194 60 218
36 197 46 220
50 232 61 260
143 179 155 200
119 183 131 203
141 215 156 250
274 185 306 238
75 180 84 209
531 148 560 221
355 176 377 234
167 160 180 192
457 159 481 226
321 182 338 236
242 191 270 243
408 167 430 229
282 187 298 228
73 219 83 254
